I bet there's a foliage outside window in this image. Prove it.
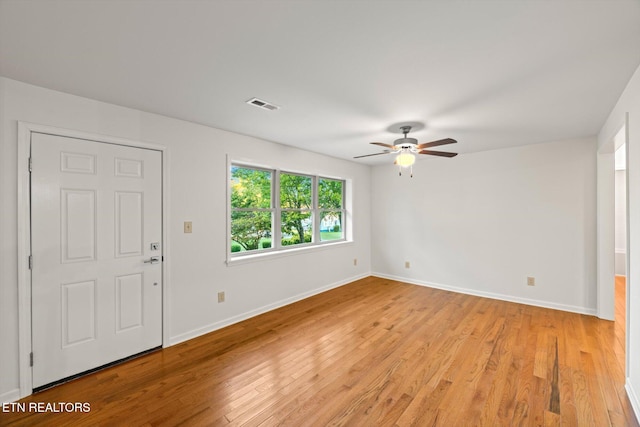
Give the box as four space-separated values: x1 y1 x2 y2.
230 167 273 252
318 178 344 242
230 165 345 256
280 173 313 247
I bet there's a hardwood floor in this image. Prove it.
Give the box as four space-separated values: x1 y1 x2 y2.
2 276 638 426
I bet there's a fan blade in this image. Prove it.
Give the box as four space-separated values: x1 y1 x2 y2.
419 150 458 158
370 142 397 149
353 151 391 159
416 138 457 149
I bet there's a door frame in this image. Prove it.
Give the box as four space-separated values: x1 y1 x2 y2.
17 121 171 398
596 113 630 380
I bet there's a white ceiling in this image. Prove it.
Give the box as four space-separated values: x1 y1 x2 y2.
1 0 639 164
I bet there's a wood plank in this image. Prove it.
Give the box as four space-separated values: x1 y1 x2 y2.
2 276 637 426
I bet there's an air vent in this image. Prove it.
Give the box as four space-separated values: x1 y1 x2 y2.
246 97 280 111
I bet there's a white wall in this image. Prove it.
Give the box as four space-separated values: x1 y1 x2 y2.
599 63 640 419
0 77 372 401
371 138 597 314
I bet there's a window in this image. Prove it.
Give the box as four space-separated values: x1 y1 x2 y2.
230 164 346 256
280 173 313 247
230 166 274 253
318 178 344 242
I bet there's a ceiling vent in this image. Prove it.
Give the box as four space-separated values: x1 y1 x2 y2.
246 97 280 111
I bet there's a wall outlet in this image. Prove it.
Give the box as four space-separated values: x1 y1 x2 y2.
353 258 358 266
184 221 192 233
527 276 535 286
405 261 411 269
218 291 225 303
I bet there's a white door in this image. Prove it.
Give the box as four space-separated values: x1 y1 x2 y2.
31 132 162 388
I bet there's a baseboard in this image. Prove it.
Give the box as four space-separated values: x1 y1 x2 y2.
1 388 21 404
627 381 640 423
169 273 370 346
371 272 597 316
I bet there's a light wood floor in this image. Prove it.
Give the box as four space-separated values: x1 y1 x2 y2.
2 276 638 426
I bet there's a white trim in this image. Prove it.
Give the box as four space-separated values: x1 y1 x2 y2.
624 112 631 379
226 154 232 265
17 122 32 399
169 272 368 345
626 380 640 422
227 240 353 266
0 388 21 404
372 272 598 316
161 145 172 348
16 122 171 399
20 122 168 151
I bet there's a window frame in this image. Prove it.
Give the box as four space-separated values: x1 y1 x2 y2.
229 164 275 254
316 176 346 243
228 161 347 262
279 171 314 248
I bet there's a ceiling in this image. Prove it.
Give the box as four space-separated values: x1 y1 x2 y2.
1 1 639 164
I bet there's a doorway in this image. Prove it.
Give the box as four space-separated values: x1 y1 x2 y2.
614 138 628 362
597 118 630 380
17 123 169 397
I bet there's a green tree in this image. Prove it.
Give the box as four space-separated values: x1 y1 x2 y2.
280 174 312 244
230 167 272 251
318 178 343 209
318 179 343 238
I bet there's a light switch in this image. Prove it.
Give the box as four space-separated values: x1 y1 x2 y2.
184 221 192 233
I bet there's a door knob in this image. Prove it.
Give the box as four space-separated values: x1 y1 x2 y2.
143 256 161 264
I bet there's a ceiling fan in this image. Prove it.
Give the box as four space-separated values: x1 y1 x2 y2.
354 125 458 176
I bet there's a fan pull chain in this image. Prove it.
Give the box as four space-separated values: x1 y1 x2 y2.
398 164 414 177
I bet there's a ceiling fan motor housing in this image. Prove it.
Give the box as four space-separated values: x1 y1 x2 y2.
394 137 418 148
395 125 418 148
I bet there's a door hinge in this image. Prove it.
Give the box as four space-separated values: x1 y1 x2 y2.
28 157 32 173
29 352 33 367
28 255 33 270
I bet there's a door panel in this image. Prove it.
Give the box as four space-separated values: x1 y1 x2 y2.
61 280 96 346
61 189 97 263
31 132 162 388
115 191 143 257
116 273 144 332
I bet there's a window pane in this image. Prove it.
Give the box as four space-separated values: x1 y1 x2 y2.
231 166 272 209
281 211 312 246
231 211 273 252
280 173 312 209
318 179 343 209
320 211 343 241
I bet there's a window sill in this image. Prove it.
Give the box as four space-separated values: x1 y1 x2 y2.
226 240 353 266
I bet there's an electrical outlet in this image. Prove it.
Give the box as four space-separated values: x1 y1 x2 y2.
184 221 192 233
405 261 411 269
218 291 225 303
527 276 535 286
353 258 358 266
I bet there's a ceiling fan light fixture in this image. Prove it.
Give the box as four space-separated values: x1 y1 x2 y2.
395 152 416 167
